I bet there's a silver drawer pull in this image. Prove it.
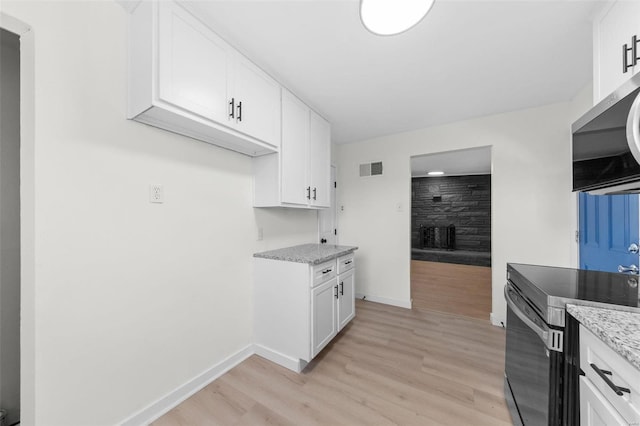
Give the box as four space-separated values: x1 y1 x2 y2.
322 269 332 274
344 260 353 265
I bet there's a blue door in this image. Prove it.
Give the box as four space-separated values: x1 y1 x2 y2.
579 192 639 272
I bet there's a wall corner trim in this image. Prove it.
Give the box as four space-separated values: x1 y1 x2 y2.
355 293 412 309
119 344 254 426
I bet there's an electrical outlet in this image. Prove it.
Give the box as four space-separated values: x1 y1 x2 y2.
149 184 164 203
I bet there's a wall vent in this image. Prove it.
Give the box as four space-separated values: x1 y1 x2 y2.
359 161 383 177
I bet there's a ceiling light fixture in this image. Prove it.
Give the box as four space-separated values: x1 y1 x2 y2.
427 171 444 176
360 0 435 36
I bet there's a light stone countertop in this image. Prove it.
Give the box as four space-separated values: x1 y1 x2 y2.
254 243 358 265
567 304 640 371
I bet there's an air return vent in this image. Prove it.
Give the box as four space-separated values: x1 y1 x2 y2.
359 161 383 177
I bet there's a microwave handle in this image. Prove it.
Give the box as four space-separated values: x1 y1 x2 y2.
625 91 640 164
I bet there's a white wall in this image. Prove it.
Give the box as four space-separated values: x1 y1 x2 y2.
337 101 587 323
567 82 594 269
1 1 317 425
0 28 21 426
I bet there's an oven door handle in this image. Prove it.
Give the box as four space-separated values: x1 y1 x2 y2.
504 284 564 352
504 284 549 345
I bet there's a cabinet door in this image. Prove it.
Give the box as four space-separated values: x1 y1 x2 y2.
232 55 281 148
580 377 627 426
595 1 640 101
311 278 338 358
281 90 309 205
157 1 229 122
308 111 331 208
337 269 355 331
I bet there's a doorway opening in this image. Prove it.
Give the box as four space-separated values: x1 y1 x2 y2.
410 147 492 321
0 27 21 426
318 165 337 245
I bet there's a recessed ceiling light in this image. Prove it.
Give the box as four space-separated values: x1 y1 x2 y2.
427 171 444 176
360 0 435 36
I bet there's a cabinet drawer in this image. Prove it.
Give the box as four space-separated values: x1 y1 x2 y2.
337 254 355 275
580 376 627 426
312 260 336 287
580 325 640 423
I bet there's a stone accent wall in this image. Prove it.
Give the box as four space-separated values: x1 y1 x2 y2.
412 175 491 252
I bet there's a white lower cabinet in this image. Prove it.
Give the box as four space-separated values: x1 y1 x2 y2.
337 268 355 330
254 254 356 372
580 376 627 426
311 265 355 358
579 325 640 425
311 279 339 357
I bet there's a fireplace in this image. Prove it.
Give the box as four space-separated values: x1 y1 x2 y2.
420 225 456 250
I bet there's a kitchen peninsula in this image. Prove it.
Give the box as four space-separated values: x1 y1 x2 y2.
253 244 357 372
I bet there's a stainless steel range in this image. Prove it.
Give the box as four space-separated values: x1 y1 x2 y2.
504 263 639 426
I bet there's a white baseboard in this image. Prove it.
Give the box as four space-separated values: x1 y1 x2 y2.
254 344 305 373
120 344 254 426
490 312 505 328
355 293 412 309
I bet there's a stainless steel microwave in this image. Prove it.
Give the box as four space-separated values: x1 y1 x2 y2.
572 72 640 194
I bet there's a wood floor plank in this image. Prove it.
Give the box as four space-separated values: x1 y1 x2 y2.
153 299 510 426
411 260 492 320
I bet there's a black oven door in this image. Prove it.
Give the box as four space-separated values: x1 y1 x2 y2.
504 284 563 426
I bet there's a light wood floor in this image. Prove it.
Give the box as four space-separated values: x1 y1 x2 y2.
411 260 492 320
153 300 510 426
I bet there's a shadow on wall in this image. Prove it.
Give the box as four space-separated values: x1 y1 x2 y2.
411 174 491 267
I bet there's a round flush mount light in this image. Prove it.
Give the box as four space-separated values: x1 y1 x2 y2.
360 0 435 36
427 171 444 176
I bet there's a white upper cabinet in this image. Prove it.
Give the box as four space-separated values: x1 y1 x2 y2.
157 2 229 124
253 89 332 209
593 1 640 102
281 90 310 205
230 55 281 147
309 110 331 208
128 0 280 156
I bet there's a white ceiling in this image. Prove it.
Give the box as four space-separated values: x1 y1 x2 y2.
184 0 602 144
411 146 492 177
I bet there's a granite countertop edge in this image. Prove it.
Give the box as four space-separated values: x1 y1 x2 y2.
567 304 640 371
254 243 359 265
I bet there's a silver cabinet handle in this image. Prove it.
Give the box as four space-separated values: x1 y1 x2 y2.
228 97 235 119
618 264 639 274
